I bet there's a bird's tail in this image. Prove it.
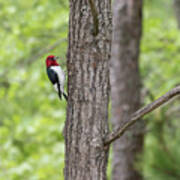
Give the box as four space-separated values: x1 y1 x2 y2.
57 83 68 101
63 92 68 101
57 83 62 100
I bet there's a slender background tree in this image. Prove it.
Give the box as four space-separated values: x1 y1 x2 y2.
110 0 144 180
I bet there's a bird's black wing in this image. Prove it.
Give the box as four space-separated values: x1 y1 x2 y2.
47 68 58 85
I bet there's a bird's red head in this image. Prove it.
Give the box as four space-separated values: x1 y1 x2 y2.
46 55 59 68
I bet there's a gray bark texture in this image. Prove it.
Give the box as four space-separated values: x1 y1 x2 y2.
110 1 144 180
64 0 111 179
174 0 180 28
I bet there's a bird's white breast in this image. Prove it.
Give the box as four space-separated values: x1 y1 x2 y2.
50 66 65 86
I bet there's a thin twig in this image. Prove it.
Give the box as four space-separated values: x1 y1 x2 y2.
0 38 67 84
104 86 180 146
21 38 67 66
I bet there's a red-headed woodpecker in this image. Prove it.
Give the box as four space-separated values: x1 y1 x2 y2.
46 55 68 101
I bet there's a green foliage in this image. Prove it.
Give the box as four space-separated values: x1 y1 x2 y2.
1 0 180 179
140 0 180 179
0 0 68 179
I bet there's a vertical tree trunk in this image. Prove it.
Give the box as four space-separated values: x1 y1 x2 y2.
174 0 180 28
64 0 111 179
110 1 144 180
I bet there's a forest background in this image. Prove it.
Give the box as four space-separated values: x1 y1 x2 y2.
0 0 180 179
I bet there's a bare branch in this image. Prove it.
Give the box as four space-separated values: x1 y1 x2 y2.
0 38 67 86
104 86 180 146
20 38 67 66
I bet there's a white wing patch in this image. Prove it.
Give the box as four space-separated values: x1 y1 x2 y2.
50 66 65 92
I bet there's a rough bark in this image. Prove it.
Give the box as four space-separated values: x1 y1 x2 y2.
110 1 143 180
64 0 111 179
174 0 180 28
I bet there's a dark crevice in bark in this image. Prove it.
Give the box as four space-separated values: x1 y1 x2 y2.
88 0 99 36
77 0 83 43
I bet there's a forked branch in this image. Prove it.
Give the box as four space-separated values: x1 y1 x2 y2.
104 86 180 146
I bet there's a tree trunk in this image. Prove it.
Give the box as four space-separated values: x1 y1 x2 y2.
110 1 144 180
174 0 180 28
64 0 111 179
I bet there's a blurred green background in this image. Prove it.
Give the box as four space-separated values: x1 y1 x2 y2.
0 0 180 179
